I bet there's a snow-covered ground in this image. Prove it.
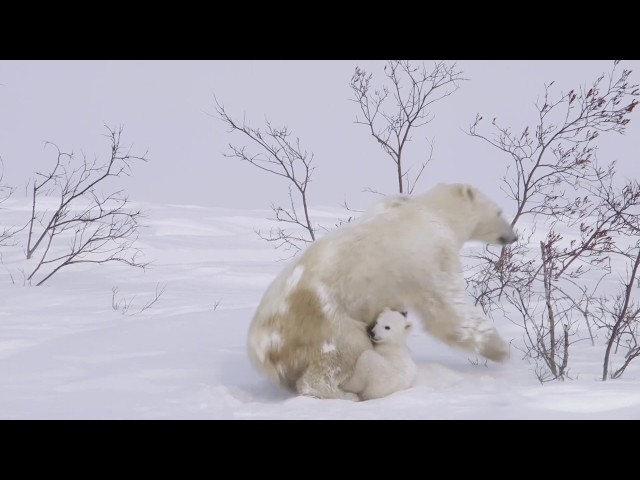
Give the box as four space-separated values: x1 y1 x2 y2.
1 199 639 419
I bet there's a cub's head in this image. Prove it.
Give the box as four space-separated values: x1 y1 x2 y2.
446 183 517 246
370 308 412 345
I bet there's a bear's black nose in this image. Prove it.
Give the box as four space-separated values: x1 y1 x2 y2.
498 233 517 244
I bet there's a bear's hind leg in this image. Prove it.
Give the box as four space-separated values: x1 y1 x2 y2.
296 359 359 401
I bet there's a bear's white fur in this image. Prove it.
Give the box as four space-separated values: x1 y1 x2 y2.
247 183 516 400
341 308 417 401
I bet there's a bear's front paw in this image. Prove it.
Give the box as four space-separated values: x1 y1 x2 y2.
479 334 509 363
342 392 361 402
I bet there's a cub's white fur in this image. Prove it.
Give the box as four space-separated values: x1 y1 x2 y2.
341 309 416 401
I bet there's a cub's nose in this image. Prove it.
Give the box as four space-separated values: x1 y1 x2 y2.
498 232 518 245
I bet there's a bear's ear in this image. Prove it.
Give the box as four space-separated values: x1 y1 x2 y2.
458 184 475 201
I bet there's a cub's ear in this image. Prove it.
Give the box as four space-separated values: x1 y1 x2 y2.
458 184 475 201
400 311 408 318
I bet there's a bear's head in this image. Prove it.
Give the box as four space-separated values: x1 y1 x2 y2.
370 308 412 345
451 184 517 246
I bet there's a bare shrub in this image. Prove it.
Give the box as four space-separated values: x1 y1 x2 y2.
466 61 639 381
25 126 149 285
0 157 17 248
215 99 316 254
111 283 166 316
350 60 464 194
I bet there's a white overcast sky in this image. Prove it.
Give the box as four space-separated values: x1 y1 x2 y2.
1 60 638 211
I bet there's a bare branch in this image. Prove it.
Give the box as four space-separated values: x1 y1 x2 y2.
215 98 316 253
350 61 465 194
0 157 19 247
602 245 640 380
24 126 149 285
112 283 166 316
465 61 640 382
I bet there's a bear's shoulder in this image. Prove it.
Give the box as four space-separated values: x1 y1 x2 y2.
360 194 412 221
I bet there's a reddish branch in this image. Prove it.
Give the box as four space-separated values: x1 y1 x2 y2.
466 61 640 381
602 248 640 380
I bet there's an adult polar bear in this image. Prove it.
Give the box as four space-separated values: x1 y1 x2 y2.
248 183 517 400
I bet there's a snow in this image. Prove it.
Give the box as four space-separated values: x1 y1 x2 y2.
1 200 639 419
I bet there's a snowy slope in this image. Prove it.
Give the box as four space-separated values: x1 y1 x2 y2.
1 200 639 419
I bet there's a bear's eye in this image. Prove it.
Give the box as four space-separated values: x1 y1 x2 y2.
497 210 503 217
385 326 391 330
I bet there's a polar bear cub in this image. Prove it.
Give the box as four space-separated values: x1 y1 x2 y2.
341 308 417 401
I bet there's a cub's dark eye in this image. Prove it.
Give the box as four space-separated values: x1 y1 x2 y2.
385 326 390 330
